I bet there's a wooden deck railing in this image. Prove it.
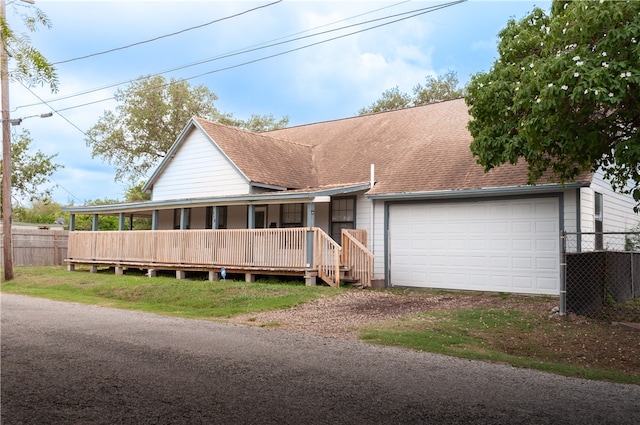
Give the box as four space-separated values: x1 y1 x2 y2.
341 229 374 287
67 228 372 287
68 228 311 269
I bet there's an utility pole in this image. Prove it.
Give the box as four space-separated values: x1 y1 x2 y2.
1 0 14 281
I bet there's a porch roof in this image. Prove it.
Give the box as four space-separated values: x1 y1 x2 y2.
62 182 370 216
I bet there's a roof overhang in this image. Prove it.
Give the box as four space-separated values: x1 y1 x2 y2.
367 182 591 201
63 183 370 215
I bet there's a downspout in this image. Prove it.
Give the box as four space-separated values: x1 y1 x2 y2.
370 163 375 249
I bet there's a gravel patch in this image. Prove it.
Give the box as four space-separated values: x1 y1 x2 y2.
228 290 552 339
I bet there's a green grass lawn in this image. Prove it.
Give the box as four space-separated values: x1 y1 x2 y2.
0 266 344 318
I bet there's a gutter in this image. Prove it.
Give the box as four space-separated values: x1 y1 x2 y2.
366 182 591 201
62 183 371 215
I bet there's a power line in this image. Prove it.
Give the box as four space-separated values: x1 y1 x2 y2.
14 0 414 111
18 80 87 136
16 0 466 114
50 0 283 66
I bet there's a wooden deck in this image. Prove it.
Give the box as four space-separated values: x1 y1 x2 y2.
66 227 373 287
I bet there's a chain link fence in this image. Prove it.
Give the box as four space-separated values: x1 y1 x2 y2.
561 232 640 322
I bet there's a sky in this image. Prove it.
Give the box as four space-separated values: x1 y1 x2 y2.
5 0 551 206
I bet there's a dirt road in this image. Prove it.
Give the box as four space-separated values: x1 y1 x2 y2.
2 294 638 424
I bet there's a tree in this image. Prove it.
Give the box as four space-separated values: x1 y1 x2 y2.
124 182 151 202
71 198 120 231
1 3 57 90
358 86 412 115
226 113 289 133
2 1 58 281
86 76 289 184
14 199 64 225
465 1 640 207
1 129 61 206
358 71 463 115
413 70 464 106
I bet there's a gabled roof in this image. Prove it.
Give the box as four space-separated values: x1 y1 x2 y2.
146 98 592 198
144 117 316 193
192 118 316 189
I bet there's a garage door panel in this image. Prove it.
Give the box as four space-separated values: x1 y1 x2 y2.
389 198 559 295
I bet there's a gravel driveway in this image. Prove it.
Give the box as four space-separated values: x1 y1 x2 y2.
2 294 638 425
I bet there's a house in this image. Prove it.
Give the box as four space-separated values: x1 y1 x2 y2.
63 98 639 294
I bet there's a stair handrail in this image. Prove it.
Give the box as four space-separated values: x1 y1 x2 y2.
341 229 374 287
313 228 342 287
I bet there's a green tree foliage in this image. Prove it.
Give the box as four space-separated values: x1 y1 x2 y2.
1 4 57 90
71 198 120 231
358 71 463 115
125 182 151 202
358 86 412 115
124 183 151 229
14 199 64 225
226 113 289 133
413 70 464 106
0 129 61 205
86 76 289 184
465 1 640 206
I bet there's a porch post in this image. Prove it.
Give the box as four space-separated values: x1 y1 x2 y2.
92 214 99 231
247 205 255 229
129 214 134 230
118 212 125 231
306 203 315 267
306 202 315 227
211 206 218 229
151 210 159 230
180 208 188 230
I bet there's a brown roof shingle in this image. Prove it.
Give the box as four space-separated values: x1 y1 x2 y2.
197 99 592 195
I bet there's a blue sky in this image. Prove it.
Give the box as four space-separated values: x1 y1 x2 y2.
6 0 551 206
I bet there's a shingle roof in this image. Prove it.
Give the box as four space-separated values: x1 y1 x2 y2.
197 98 592 196
194 117 316 189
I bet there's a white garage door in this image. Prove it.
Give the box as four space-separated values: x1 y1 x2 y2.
388 198 559 295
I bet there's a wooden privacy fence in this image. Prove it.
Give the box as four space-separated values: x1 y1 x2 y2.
0 228 68 267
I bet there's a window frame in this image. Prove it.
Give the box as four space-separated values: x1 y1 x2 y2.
330 196 356 242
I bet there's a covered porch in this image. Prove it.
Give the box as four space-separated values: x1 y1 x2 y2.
62 184 374 287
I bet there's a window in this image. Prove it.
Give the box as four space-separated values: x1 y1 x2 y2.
595 192 603 250
330 197 355 241
206 206 227 229
173 208 191 229
281 203 303 228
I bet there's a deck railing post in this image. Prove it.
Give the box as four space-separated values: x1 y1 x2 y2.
306 228 314 268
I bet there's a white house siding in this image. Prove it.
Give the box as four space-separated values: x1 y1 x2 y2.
315 203 330 234
563 189 579 233
355 193 371 243
580 187 596 233
152 130 249 201
590 170 639 232
371 199 386 281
